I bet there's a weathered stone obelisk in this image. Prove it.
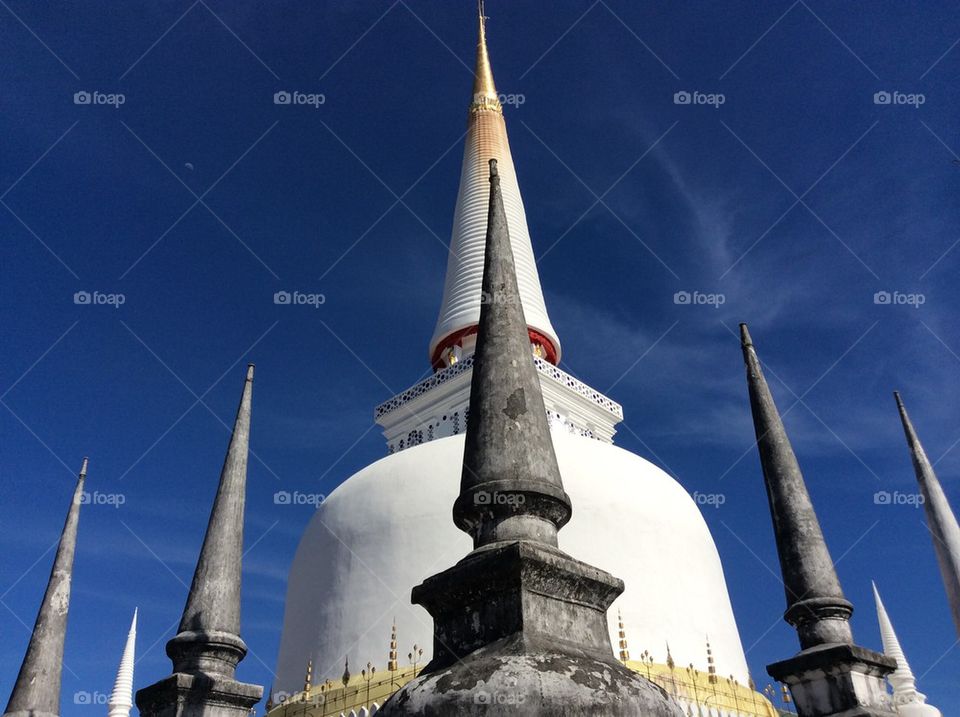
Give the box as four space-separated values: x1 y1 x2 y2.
3 458 88 717
740 325 894 717
136 365 263 717
894 392 960 638
378 161 682 715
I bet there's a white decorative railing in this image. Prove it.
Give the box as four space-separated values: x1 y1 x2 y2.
374 357 475 420
374 356 622 421
532 356 624 419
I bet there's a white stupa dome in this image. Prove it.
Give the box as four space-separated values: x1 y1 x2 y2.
274 430 750 693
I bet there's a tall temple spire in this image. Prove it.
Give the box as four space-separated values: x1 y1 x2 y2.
173 364 254 658
452 158 571 548
107 609 138 717
136 365 262 717
378 161 682 715
4 457 88 717
871 583 941 716
430 2 560 370
740 325 895 717
739 324 852 648
893 391 960 637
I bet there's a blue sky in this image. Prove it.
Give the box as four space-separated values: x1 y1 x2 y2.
2 0 960 713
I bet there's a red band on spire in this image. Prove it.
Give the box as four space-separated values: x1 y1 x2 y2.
431 326 558 371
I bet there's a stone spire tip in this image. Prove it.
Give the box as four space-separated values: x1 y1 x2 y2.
739 323 752 348
79 456 89 478
489 157 498 177
893 390 906 413
245 363 254 381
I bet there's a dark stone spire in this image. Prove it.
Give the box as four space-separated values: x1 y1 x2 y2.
452 158 571 550
3 458 88 717
894 392 960 636
740 324 852 648
136 366 262 717
167 363 253 676
740 325 895 717
378 162 682 716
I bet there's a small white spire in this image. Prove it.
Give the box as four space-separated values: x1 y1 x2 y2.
872 584 942 716
107 608 137 717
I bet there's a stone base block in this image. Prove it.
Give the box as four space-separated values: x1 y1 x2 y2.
767 643 896 717
377 540 684 715
136 672 262 717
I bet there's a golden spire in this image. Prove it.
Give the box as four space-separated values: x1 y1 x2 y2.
388 620 398 672
616 610 630 662
706 636 717 684
471 0 501 113
303 657 313 695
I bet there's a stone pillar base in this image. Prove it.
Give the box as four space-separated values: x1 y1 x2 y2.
136 673 262 717
377 540 684 716
767 643 896 717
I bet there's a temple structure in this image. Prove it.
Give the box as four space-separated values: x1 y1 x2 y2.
273 5 772 716
377 159 684 714
4 5 958 717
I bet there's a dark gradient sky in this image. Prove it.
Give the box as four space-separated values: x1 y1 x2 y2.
2 1 959 713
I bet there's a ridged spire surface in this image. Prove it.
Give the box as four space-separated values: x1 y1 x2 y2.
4 458 88 717
167 364 254 677
429 5 560 369
894 392 960 637
740 325 854 649
107 609 137 717
871 584 924 704
452 159 571 549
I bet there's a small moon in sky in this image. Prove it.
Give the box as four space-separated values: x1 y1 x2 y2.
184 162 194 171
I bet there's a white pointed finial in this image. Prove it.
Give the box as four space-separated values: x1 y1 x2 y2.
872 584 942 716
107 608 138 717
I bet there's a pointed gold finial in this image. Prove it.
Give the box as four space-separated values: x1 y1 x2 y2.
303 657 313 694
616 610 630 662
706 635 717 684
472 0 501 113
